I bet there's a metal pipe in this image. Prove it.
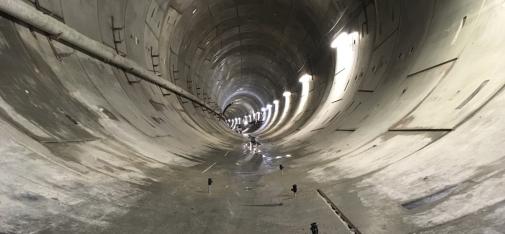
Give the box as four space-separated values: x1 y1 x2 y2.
0 0 223 117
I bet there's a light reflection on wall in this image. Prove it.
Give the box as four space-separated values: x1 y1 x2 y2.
266 100 280 130
264 91 292 135
261 107 267 121
292 74 312 121
268 74 312 138
282 31 360 141
256 103 273 133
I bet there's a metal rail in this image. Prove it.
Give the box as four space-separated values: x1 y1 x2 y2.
0 0 223 117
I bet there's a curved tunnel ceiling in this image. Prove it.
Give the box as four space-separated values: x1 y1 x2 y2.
1 0 505 233
173 0 332 134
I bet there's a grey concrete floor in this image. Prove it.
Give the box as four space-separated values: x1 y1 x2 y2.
78 145 351 234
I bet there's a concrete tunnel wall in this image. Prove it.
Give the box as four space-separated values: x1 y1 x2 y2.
1 0 505 233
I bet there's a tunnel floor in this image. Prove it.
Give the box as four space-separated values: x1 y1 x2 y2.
96 142 505 234
69 144 354 234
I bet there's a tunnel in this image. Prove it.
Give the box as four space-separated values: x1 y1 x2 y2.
1 0 505 233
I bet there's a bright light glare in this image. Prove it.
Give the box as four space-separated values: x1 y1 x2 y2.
267 92 291 133
265 104 272 122
330 32 351 48
261 108 267 121
293 74 312 120
328 32 359 105
268 75 312 137
280 31 359 140
299 74 312 82
256 103 273 133
262 100 279 132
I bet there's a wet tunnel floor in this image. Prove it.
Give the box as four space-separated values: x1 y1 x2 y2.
52 143 351 234
14 142 505 234
31 138 504 234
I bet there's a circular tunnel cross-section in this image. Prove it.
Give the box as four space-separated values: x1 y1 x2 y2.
1 0 505 233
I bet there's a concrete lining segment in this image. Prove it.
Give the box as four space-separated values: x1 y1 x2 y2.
0 0 222 117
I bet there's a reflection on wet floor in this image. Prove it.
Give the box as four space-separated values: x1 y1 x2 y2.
93 142 353 234
235 142 292 176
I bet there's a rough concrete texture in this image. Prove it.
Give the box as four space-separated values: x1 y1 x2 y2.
1 0 505 233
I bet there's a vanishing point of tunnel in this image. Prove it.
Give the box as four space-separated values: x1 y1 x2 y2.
1 0 505 233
